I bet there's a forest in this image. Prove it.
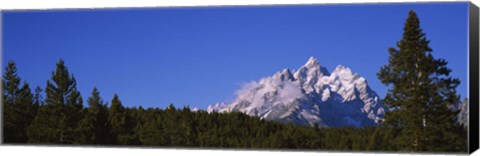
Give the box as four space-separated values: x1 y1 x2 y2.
2 10 469 153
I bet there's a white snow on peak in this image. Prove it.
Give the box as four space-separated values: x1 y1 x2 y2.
207 56 385 128
304 56 321 68
332 65 354 77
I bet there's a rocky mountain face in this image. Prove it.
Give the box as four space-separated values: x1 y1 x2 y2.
207 57 386 128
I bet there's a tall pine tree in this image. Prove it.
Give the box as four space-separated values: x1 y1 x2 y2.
108 94 128 144
2 61 37 143
78 87 112 144
27 59 83 144
377 10 465 152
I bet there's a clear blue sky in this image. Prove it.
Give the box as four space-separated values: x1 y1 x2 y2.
2 2 469 109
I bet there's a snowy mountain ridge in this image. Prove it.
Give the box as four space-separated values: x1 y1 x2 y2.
207 57 386 128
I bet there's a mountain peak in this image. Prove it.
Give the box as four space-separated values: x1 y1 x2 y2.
276 68 294 81
334 64 348 70
333 65 353 75
304 56 320 68
207 57 385 128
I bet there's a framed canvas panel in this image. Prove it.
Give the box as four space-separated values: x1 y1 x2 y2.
1 0 479 155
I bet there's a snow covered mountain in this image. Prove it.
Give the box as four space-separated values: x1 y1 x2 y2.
455 98 469 127
207 57 385 128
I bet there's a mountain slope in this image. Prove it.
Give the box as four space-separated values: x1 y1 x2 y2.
207 57 385 128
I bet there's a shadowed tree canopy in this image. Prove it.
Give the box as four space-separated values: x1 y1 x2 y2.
3 61 37 143
27 59 83 144
77 87 112 144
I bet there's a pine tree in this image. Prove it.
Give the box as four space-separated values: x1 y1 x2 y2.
78 87 111 144
108 94 127 144
2 61 37 143
377 10 465 152
3 61 21 106
3 61 21 143
27 59 83 144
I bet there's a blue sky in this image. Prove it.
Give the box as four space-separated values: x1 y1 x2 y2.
2 2 469 109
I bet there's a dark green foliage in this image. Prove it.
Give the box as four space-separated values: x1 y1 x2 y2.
108 94 133 145
77 87 112 144
377 10 467 152
27 59 84 144
2 61 38 143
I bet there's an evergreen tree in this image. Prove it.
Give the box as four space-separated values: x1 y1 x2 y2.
377 10 465 152
3 61 21 106
108 94 128 144
2 61 37 143
3 61 21 143
78 87 111 144
27 59 83 144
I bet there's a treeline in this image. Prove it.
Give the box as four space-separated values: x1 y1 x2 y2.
1 59 467 152
0 59 389 149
